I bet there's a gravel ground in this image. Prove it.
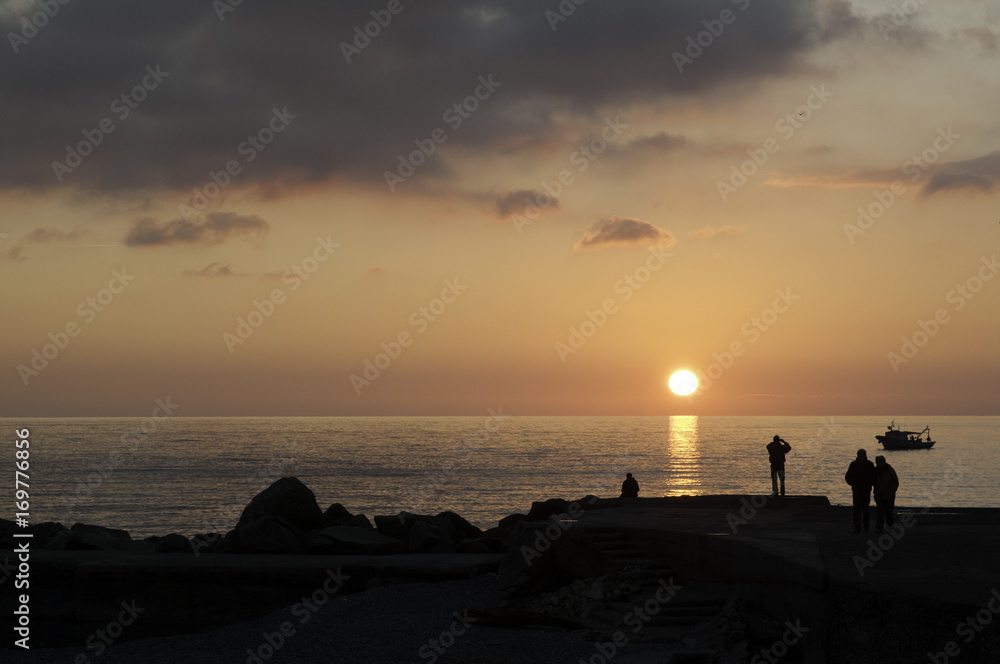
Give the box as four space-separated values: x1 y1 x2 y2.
5 576 653 664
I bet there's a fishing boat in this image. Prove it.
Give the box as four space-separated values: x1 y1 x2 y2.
876 421 935 450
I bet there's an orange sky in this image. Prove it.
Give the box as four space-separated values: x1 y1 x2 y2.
1 0 998 416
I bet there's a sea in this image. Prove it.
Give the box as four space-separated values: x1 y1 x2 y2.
4 415 997 539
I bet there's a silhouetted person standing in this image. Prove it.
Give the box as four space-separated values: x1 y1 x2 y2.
766 435 791 496
845 449 876 533
873 455 899 533
620 473 639 498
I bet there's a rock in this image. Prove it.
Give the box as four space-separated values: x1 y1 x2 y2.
223 515 305 554
347 514 373 530
374 514 407 539
45 530 152 552
322 502 354 526
304 526 404 555
496 514 530 533
237 477 323 533
436 511 484 540
145 533 193 553
408 520 457 554
31 521 69 547
526 499 571 522
71 523 132 539
190 532 224 554
374 512 456 541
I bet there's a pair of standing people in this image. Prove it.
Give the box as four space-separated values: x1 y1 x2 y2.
845 450 899 533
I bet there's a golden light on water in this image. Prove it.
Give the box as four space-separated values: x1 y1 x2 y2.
668 370 699 396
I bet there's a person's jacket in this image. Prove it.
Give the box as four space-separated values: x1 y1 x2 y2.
845 458 875 489
620 478 639 498
767 440 791 467
873 464 899 501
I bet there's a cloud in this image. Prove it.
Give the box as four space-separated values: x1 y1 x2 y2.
181 262 251 278
0 0 872 193
574 216 675 251
921 151 1000 197
1 246 24 261
494 189 560 218
625 132 689 152
19 228 94 244
688 224 747 240
123 212 269 247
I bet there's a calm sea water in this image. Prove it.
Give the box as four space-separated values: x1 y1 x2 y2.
3 416 997 539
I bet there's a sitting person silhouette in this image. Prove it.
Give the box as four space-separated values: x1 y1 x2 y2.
620 472 639 498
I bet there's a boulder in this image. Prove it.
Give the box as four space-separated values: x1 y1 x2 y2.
304 526 404 555
408 520 457 554
322 502 354 526
189 532 224 554
374 512 456 541
526 499 571 522
237 477 323 533
347 514 373 530
436 511 484 540
495 513 530 533
223 515 305 554
30 521 69 547
71 523 131 539
45 530 152 552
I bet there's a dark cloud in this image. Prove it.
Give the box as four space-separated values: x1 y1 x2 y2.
922 152 1000 197
0 0 869 193
19 228 93 243
181 262 251 278
626 132 689 151
575 215 675 251
123 212 269 247
494 189 560 218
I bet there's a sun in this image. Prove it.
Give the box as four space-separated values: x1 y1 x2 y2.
668 370 698 396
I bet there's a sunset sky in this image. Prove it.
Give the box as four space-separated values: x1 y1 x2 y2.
2 0 998 416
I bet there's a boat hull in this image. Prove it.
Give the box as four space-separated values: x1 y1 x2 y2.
876 436 935 450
